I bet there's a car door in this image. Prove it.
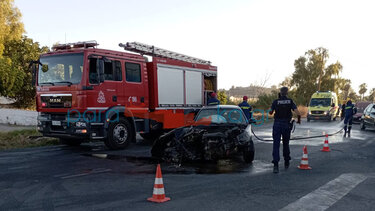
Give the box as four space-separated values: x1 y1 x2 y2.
363 105 370 126
121 61 148 109
86 56 123 111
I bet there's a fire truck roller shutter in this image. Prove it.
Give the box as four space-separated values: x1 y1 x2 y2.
185 71 203 106
157 67 184 106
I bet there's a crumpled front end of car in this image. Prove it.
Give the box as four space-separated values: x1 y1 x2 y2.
151 124 253 163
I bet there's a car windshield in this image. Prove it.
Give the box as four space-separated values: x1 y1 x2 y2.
310 98 331 107
38 53 84 85
195 108 247 124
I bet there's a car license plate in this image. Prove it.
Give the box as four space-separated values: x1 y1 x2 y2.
52 121 61 126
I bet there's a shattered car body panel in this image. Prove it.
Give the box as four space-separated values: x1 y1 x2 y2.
151 106 255 163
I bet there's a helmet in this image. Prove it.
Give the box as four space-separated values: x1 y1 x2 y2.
211 92 217 98
243 96 248 101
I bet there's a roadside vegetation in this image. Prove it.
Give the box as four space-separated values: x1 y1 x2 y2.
0 129 58 150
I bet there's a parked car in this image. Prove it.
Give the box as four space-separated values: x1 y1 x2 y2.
360 103 375 131
151 105 255 163
353 101 372 123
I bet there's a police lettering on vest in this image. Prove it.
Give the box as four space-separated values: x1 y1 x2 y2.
271 96 297 121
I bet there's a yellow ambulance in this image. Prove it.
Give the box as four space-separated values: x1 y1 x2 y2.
307 91 340 122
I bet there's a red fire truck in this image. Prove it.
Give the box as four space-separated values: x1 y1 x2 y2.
35 41 217 149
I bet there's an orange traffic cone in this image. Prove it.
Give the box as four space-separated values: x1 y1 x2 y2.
298 146 312 170
148 164 171 203
321 134 331 152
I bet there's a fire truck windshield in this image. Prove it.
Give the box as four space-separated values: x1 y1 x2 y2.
38 53 84 85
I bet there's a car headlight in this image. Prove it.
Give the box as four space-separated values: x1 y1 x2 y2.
76 122 87 127
324 111 329 115
308 110 312 115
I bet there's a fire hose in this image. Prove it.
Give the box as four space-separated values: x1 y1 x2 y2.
250 121 345 142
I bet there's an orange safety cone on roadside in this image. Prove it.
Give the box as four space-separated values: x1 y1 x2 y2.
298 146 312 170
321 134 331 152
148 164 171 203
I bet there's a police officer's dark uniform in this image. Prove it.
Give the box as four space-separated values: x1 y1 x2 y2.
343 100 357 137
238 96 252 120
207 93 220 106
269 87 301 173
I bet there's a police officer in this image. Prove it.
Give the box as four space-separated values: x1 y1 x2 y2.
207 92 220 106
269 87 301 174
238 96 252 120
343 99 357 137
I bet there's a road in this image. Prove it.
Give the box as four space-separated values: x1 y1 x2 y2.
0 120 374 210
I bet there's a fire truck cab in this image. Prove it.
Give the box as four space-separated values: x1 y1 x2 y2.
35 41 217 149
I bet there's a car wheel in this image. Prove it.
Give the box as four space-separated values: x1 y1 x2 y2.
360 120 366 131
243 142 255 163
105 118 134 150
59 138 82 146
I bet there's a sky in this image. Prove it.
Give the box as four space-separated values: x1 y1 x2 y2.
15 0 374 94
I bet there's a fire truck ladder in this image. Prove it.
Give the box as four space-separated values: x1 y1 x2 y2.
119 42 211 65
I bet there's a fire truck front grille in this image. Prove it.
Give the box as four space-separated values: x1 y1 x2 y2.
51 114 66 121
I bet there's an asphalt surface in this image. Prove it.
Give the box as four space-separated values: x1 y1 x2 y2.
0 120 374 210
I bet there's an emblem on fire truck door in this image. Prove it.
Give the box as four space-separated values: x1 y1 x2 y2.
97 91 106 104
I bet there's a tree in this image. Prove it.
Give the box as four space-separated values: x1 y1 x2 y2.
217 91 228 105
359 83 368 101
254 89 278 110
1 36 48 107
336 78 351 103
290 47 343 105
280 76 292 87
348 89 359 102
0 0 24 56
367 88 375 102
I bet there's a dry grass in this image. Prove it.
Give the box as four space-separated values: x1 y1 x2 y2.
298 106 308 118
0 129 59 150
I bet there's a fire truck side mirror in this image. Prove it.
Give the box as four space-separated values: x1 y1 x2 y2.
29 61 37 86
96 59 105 83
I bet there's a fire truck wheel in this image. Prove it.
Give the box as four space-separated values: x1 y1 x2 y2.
105 118 134 149
59 138 82 146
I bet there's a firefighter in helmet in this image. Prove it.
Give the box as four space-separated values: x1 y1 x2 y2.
238 96 252 120
207 92 220 106
269 87 301 174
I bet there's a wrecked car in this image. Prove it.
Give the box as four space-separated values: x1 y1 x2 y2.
151 105 255 163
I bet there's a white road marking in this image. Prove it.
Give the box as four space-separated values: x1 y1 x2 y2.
280 173 367 211
54 168 112 179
